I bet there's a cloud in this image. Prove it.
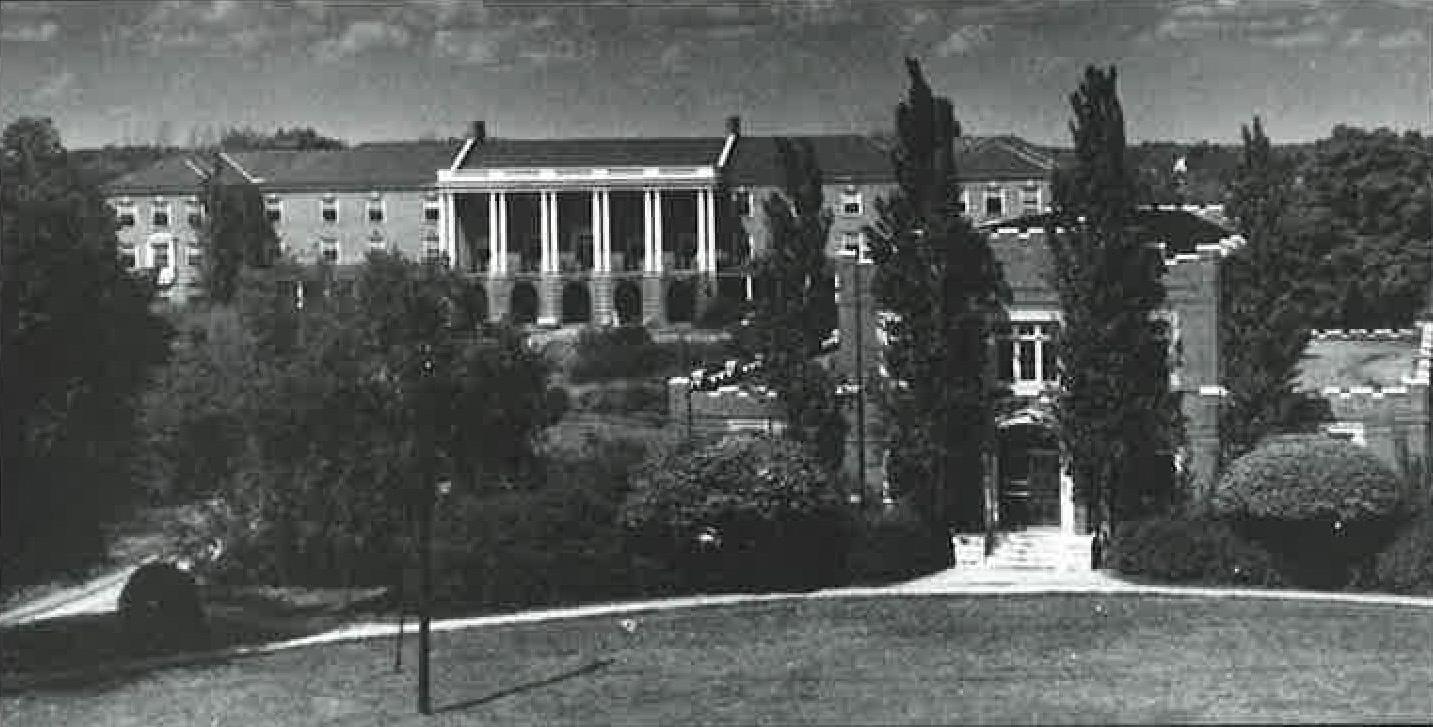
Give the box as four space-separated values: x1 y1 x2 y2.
314 20 413 63
1 20 58 42
28 70 78 104
933 25 995 57
432 28 502 66
1376 28 1426 50
1143 0 1351 47
1252 28 1331 49
116 0 328 57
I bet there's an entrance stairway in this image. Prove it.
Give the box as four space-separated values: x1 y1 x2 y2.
980 528 1093 571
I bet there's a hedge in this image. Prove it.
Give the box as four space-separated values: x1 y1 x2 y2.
1372 508 1433 595
1110 516 1284 587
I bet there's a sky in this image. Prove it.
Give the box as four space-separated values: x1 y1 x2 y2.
1 0 1429 149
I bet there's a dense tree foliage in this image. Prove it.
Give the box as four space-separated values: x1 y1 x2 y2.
148 254 562 585
866 58 1009 532
200 163 281 304
216 126 346 151
1047 66 1181 536
1289 126 1431 328
1220 117 1328 462
743 138 846 470
621 434 849 590
1 118 172 582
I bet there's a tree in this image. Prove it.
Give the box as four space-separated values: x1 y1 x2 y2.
200 159 280 304
1047 66 1180 537
865 58 1009 531
218 126 346 151
1292 126 1432 328
151 253 563 585
1220 117 1327 462
743 138 846 470
1 118 171 583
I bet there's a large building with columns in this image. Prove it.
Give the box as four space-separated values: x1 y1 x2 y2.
105 119 1056 321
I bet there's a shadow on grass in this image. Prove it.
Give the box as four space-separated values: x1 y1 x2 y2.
0 593 385 695
436 657 616 714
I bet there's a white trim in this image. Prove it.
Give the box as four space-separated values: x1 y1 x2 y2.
438 166 716 190
1007 309 1061 323
717 132 737 168
217 152 258 184
450 137 477 172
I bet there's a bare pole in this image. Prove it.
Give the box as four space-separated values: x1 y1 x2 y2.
853 255 868 510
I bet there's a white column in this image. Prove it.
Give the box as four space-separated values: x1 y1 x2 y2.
1059 459 1075 535
702 188 716 273
642 190 654 272
599 189 611 273
447 193 460 268
652 189 664 273
486 193 499 274
539 191 553 274
589 190 602 273
438 191 454 264
694 189 707 272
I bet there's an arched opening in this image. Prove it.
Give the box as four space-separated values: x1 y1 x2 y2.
665 278 695 324
995 414 1062 531
613 280 642 326
510 281 539 325
460 282 489 328
561 281 591 324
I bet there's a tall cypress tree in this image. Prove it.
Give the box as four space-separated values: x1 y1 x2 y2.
1220 117 1324 462
1048 66 1180 536
201 154 280 304
866 58 1008 531
744 138 845 469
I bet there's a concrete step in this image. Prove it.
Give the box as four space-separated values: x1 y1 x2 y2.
983 531 1093 571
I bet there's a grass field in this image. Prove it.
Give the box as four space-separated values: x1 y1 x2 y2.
4 593 1430 725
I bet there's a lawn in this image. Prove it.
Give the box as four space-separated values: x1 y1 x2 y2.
3 594 1430 725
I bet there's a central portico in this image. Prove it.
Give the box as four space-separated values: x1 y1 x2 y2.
435 124 737 326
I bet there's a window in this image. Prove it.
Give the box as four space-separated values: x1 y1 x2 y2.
423 200 441 222
366 194 384 223
320 236 339 263
984 189 1004 217
186 199 203 228
957 190 969 215
1021 184 1041 214
839 188 863 216
733 189 753 217
422 230 443 264
151 201 171 228
264 196 282 224
186 240 203 267
321 197 338 223
367 229 386 252
1000 321 1059 384
840 231 870 260
150 240 171 270
118 243 136 268
116 202 136 227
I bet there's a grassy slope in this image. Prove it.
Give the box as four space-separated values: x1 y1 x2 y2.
4 594 1430 725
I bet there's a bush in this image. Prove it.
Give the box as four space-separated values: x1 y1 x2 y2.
1211 434 1409 588
568 325 668 382
696 294 747 329
118 563 209 654
573 381 669 414
843 504 953 585
1109 516 1285 587
621 434 850 592
1372 508 1433 595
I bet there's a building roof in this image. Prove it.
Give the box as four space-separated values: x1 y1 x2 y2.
227 141 463 190
723 134 1056 187
953 136 1057 181
103 155 212 196
103 141 464 195
457 137 726 170
1298 336 1423 391
990 209 1234 252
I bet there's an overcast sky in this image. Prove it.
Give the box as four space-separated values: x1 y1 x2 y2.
1 1 1428 149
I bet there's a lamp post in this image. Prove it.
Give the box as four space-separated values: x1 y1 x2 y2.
415 341 436 716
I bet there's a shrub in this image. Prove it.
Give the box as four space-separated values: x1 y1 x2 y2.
568 325 668 382
573 381 669 414
843 504 953 585
621 434 850 592
696 294 747 329
118 562 209 654
1372 508 1433 595
1110 516 1284 587
1211 434 1408 588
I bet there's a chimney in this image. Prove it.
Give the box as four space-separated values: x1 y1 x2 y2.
725 115 741 137
471 120 487 143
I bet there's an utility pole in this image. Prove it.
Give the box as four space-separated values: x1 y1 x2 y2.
852 253 868 510
416 342 435 716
